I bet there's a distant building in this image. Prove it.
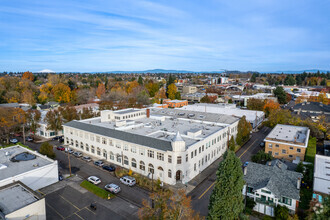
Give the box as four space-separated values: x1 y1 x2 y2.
313 154 330 195
182 86 197 94
74 103 100 114
0 145 58 190
63 108 239 185
231 93 277 106
163 99 188 108
264 124 310 162
152 103 168 108
292 102 330 122
243 160 303 216
181 92 218 103
179 103 264 129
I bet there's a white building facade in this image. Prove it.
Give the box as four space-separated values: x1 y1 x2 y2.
63 108 239 185
313 154 330 195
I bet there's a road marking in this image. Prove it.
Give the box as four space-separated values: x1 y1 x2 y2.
46 203 65 219
37 189 46 196
198 181 216 200
59 195 80 211
84 206 96 214
74 213 85 220
239 139 257 159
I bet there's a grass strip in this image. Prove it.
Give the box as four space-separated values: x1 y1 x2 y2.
80 180 114 199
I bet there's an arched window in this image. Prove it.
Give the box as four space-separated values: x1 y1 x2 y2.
109 151 114 160
75 140 78 148
168 169 172 178
124 156 129 165
66 137 69 144
140 161 145 171
158 166 163 171
80 142 84 149
97 147 101 156
103 149 107 159
131 158 137 168
85 144 89 152
91 145 95 153
70 139 73 145
158 166 164 178
116 154 121 163
148 163 154 174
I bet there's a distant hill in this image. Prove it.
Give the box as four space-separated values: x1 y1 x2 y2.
266 69 329 74
106 69 225 74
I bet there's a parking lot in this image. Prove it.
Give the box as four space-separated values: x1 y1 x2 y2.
43 182 136 220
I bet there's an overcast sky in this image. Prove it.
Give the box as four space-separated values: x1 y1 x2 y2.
1 0 330 72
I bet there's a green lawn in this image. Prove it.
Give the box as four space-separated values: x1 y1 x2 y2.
305 137 316 163
0 142 32 150
80 180 114 199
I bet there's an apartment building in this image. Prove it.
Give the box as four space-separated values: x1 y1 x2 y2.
182 86 197 94
243 160 303 216
264 125 310 162
313 154 330 195
63 108 239 185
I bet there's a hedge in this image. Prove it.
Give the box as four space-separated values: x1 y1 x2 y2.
305 137 317 163
80 180 114 199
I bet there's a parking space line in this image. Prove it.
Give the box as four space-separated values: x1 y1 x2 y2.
46 203 65 219
59 195 80 211
74 213 85 220
83 206 96 215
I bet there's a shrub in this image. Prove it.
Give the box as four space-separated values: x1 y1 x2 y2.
275 205 289 220
80 180 114 199
251 150 273 164
39 142 55 159
305 137 316 163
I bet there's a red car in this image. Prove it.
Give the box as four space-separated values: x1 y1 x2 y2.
56 146 65 151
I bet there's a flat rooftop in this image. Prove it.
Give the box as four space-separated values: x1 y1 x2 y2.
114 109 142 115
0 182 40 215
265 124 309 146
0 146 54 181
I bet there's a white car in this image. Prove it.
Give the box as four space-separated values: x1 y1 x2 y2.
10 138 18 144
105 183 121 194
87 176 101 185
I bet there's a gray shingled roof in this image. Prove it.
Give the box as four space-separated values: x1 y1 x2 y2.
244 161 303 200
64 120 173 151
293 102 330 112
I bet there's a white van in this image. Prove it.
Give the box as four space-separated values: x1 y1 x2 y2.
120 176 136 186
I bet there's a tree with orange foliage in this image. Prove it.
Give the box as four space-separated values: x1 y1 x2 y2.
126 81 139 94
96 82 106 98
154 87 167 103
22 71 34 81
263 100 280 117
51 83 71 103
139 189 202 220
21 90 36 105
0 107 26 143
318 92 328 105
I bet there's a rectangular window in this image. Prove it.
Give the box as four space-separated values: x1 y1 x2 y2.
109 139 113 146
140 148 145 156
297 148 301 153
90 135 94 141
202 158 204 165
168 155 172 163
157 152 164 161
177 156 182 164
281 197 292 206
116 143 121 149
199 147 201 153
186 154 188 162
268 144 272 148
268 151 272 155
261 189 271 194
202 145 204 151
195 149 197 156
289 155 293 158
289 147 294 150
148 150 154 158
247 187 253 193
124 144 129 151
282 149 286 154
191 151 193 159
131 146 136 153
96 136 100 143
275 144 279 148
194 163 196 171
102 138 106 144
275 152 279 156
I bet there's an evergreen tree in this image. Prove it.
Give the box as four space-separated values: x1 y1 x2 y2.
208 150 244 219
273 86 287 104
39 142 55 159
138 75 143 85
228 136 236 151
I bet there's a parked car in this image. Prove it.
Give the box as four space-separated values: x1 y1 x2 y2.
9 138 18 144
56 146 65 151
87 176 101 185
14 133 21 137
82 156 92 162
65 148 74 154
59 174 64 181
94 160 104 167
102 165 116 172
243 162 249 168
25 136 33 142
59 137 64 143
105 183 121 194
120 176 136 186
260 142 265 147
73 151 83 157
52 136 60 141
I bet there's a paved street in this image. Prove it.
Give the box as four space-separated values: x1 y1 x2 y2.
189 126 272 216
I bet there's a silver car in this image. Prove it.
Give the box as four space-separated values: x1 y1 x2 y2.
105 183 121 194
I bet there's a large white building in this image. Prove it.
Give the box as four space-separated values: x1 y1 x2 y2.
63 108 239 185
0 182 46 220
313 154 330 195
0 145 59 191
179 103 265 129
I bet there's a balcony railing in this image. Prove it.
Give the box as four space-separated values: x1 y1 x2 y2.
256 198 276 206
